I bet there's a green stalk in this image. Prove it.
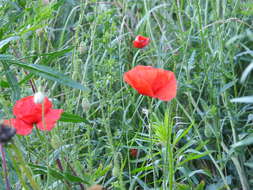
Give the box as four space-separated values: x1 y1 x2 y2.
10 143 41 190
165 111 174 190
176 99 231 190
168 132 173 190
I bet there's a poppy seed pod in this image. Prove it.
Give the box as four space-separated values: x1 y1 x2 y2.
124 65 177 101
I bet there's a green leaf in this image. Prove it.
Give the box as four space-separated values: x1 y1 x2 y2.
133 177 151 190
131 165 154 175
231 135 253 148
177 151 210 166
29 164 90 185
64 172 89 184
244 161 253 169
195 181 205 190
219 80 237 95
240 61 253 83
17 63 87 91
42 47 74 62
0 74 34 88
59 112 86 123
1 61 20 100
18 73 34 85
0 54 88 91
173 123 194 146
0 36 20 49
0 80 9 88
230 96 253 103
176 183 191 190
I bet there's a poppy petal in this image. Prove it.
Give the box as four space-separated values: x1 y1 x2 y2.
13 96 52 124
124 66 155 96
36 109 63 131
4 119 33 136
153 71 177 101
124 65 177 101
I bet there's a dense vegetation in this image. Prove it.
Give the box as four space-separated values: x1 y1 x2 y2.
1 0 253 189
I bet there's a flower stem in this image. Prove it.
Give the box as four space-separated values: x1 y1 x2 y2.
0 143 11 190
10 143 41 190
165 112 174 190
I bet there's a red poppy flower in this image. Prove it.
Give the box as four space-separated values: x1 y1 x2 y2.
130 148 138 157
124 65 177 101
133 35 150 48
4 93 63 136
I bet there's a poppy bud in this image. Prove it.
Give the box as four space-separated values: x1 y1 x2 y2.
133 35 150 48
34 92 45 104
130 148 138 157
0 124 16 143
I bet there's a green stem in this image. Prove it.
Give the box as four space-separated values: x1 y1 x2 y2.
165 111 174 190
10 143 41 190
221 142 249 190
168 139 173 190
176 99 231 190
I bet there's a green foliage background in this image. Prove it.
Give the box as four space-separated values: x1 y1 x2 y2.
1 0 253 189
